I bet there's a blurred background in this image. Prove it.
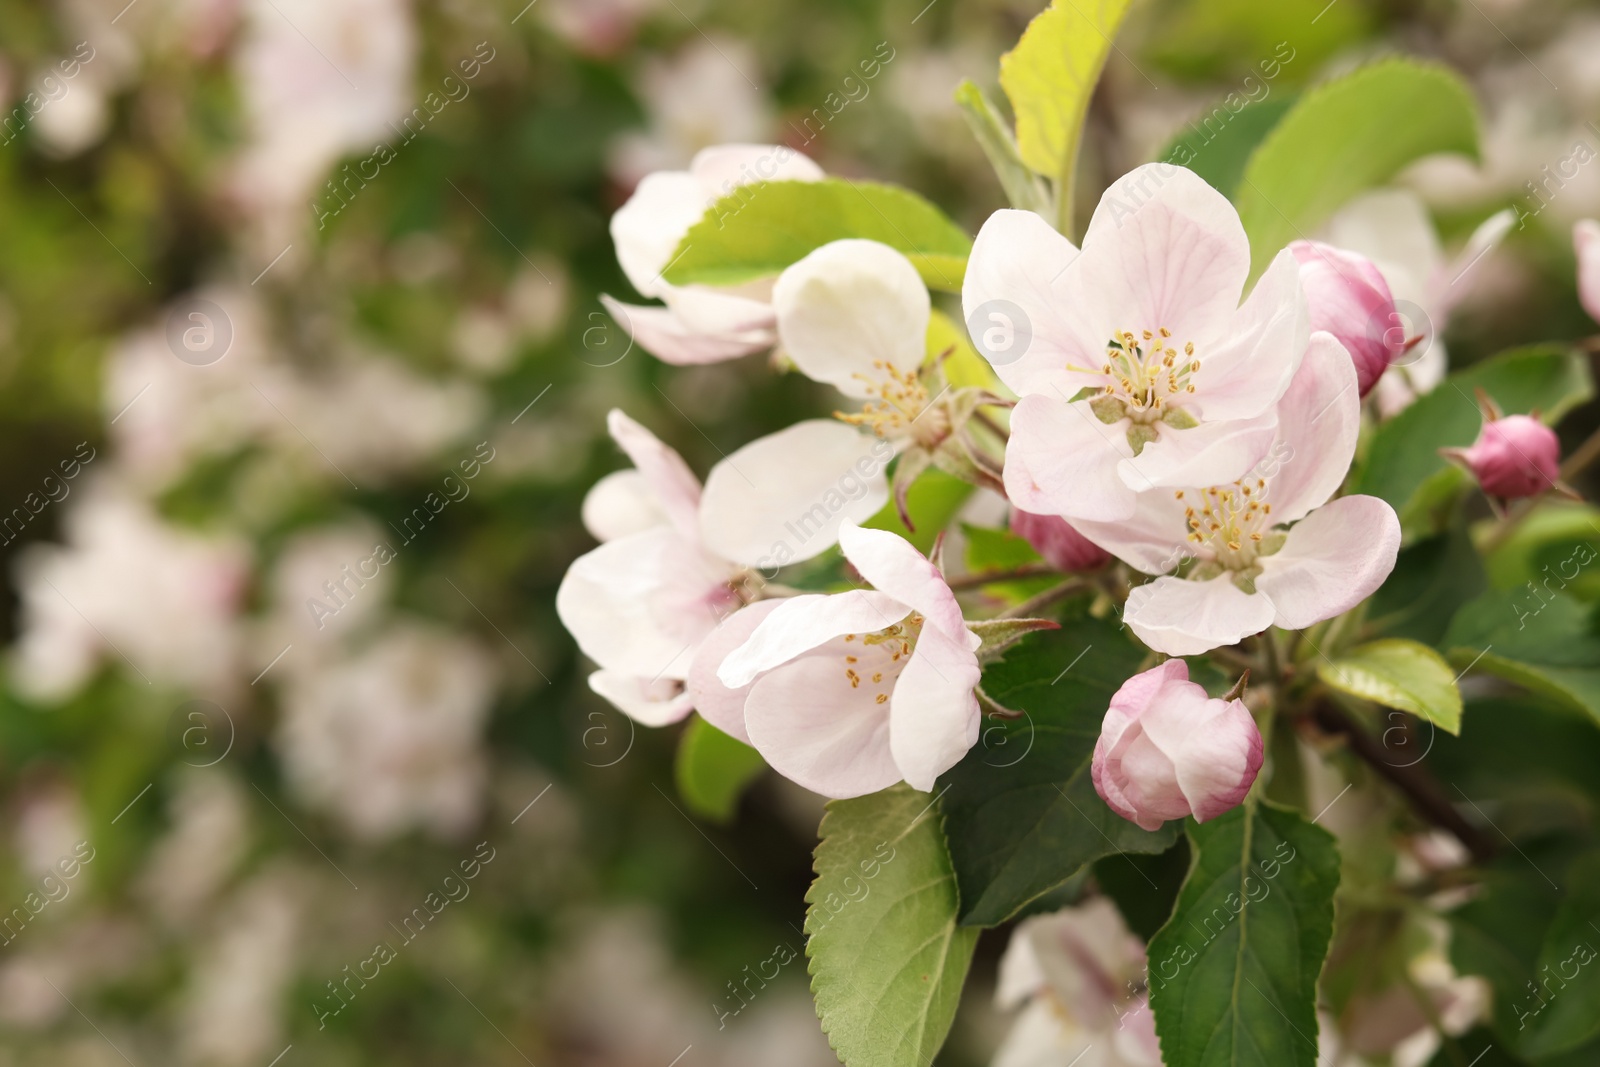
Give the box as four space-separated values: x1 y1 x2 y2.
0 0 1597 1062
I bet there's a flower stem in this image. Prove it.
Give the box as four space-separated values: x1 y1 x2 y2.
946 563 1061 590
996 578 1091 619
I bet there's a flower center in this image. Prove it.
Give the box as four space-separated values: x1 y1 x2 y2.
836 361 931 439
1071 329 1201 453
1177 481 1285 582
839 614 922 705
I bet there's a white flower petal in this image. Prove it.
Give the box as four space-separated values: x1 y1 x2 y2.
1576 219 1600 324
1117 407 1278 493
1077 163 1252 345
689 142 823 193
698 420 893 568
1004 395 1137 522
587 670 694 727
600 295 774 366
686 599 785 743
717 590 909 688
581 469 665 543
1256 495 1400 630
606 409 702 540
961 209 1100 398
773 239 929 398
1189 248 1309 422
1124 574 1276 656
743 645 902 799
888 623 981 791
838 523 971 644
610 170 710 297
1263 331 1362 523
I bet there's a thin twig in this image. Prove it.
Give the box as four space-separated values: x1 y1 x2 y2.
946 563 1061 590
997 578 1091 619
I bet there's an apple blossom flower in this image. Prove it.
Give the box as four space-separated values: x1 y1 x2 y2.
962 162 1311 523
1009 507 1111 573
1073 333 1401 656
558 411 888 725
708 522 982 798
1092 660 1262 832
993 898 1162 1067
1289 240 1404 396
603 143 823 365
1322 190 1514 416
1575 219 1600 322
1441 397 1566 508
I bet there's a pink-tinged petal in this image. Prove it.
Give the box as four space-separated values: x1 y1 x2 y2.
686 599 785 742
556 528 739 679
698 420 894 568
1256 495 1401 630
1262 331 1363 523
991 999 1098 1067
606 409 702 540
773 239 929 398
663 281 777 336
1004 394 1137 522
1138 687 1262 823
838 523 971 644
1433 208 1514 318
1117 406 1278 493
888 624 982 791
581 469 664 542
1111 994 1163 1067
600 295 774 366
1575 219 1600 324
688 142 824 192
1450 414 1563 500
1107 718 1192 830
1190 248 1309 421
1124 575 1276 656
1076 163 1252 344
1290 240 1400 396
961 209 1103 398
1071 492 1192 576
587 670 695 727
610 170 710 297
717 590 909 688
1326 190 1441 310
1008 508 1112 573
1111 657 1190 716
743 642 902 798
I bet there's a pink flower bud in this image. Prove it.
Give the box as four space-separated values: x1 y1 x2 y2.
1289 240 1403 397
1445 413 1561 502
1009 507 1111 573
1092 660 1262 832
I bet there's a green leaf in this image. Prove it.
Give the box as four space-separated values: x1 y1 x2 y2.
999 0 1136 231
662 179 971 293
1317 639 1463 735
1235 59 1479 276
1518 853 1600 1057
953 79 1051 215
928 307 1000 392
1093 839 1190 941
1351 345 1593 540
673 715 765 825
939 616 1179 927
1157 93 1296 199
806 783 977 1067
1148 802 1341 1067
1444 588 1600 725
865 466 972 554
1482 502 1600 599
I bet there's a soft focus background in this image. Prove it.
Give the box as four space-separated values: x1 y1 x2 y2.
1 0 1598 1063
